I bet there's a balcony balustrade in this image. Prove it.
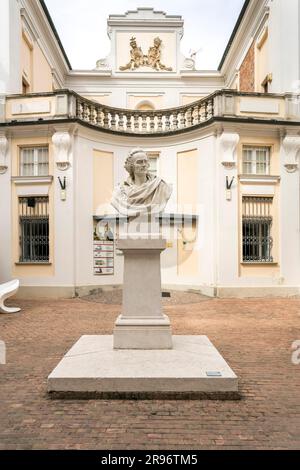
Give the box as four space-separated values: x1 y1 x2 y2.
1 89 299 136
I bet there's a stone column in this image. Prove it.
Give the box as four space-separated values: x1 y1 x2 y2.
113 233 172 350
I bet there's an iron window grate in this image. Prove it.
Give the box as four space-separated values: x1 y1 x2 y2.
242 196 274 263
19 197 49 263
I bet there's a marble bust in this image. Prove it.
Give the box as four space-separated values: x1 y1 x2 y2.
111 148 172 217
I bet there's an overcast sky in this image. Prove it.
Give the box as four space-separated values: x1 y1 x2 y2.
45 0 245 70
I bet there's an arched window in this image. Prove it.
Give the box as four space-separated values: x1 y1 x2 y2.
135 100 155 111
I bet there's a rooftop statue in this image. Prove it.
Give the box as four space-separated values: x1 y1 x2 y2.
119 37 144 71
146 37 172 71
111 148 172 217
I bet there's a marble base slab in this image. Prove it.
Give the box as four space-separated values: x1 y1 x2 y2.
47 335 238 399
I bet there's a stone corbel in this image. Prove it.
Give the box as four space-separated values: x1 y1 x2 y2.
219 132 239 169
282 135 300 173
0 135 8 174
52 131 72 171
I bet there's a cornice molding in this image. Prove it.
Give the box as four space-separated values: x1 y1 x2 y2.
20 8 39 44
239 175 280 184
12 176 53 184
107 8 183 29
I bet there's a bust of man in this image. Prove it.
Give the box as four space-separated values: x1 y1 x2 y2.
111 148 172 217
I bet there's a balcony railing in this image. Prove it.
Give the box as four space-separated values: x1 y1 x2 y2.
76 95 214 133
2 89 300 135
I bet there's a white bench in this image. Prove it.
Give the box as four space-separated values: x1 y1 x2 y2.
0 279 21 313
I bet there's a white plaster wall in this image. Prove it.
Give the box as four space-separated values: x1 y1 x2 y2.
75 134 96 287
66 77 223 109
9 130 77 289
197 135 216 288
0 138 12 283
0 0 21 94
52 134 76 287
268 0 300 93
72 129 218 290
3 125 300 294
216 138 239 286
160 145 179 285
279 140 300 284
74 133 125 288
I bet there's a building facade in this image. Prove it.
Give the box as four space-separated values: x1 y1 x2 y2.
1 0 300 298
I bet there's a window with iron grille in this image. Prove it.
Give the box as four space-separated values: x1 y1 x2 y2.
242 196 273 262
20 147 49 176
242 146 270 175
19 197 49 263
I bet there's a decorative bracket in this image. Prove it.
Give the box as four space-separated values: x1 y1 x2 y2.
56 161 71 171
52 131 72 171
219 132 239 169
0 135 8 174
282 135 300 173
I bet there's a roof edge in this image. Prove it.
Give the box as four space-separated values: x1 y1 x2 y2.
218 0 251 71
39 0 72 70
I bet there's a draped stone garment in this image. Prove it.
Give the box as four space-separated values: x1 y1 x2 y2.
111 174 172 216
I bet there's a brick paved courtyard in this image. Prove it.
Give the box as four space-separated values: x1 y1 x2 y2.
0 295 299 450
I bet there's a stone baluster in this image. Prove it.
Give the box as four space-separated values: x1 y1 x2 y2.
96 108 103 127
83 103 90 121
124 113 131 132
157 113 163 132
110 111 116 130
141 113 147 132
200 103 206 122
192 105 200 125
103 109 109 128
164 113 171 132
133 113 139 132
186 107 192 127
172 112 179 130
149 114 155 132
178 111 185 128
118 113 125 131
206 99 213 119
87 104 92 122
77 100 83 120
90 105 97 124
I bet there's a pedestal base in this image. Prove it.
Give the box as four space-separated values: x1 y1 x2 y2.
47 335 238 399
113 314 172 349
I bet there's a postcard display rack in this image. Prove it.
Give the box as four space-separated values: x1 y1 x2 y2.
93 220 114 275
93 240 114 275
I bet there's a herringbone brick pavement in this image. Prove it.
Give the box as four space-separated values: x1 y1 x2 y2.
0 296 299 450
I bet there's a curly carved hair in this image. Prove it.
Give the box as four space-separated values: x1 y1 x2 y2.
124 148 150 180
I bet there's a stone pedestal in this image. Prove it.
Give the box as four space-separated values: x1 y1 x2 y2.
47 231 239 399
113 234 172 349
